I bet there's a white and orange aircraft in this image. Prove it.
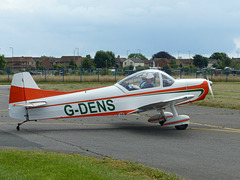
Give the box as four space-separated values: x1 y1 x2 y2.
9 69 213 131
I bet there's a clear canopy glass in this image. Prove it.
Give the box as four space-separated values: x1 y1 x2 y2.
117 69 174 91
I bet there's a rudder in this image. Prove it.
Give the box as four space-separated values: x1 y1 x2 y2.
9 72 40 120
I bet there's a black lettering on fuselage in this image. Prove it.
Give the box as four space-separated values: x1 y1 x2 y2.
64 99 116 116
96 101 106 112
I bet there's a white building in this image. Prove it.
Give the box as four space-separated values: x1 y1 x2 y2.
123 58 145 68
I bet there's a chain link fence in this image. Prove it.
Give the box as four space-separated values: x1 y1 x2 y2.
1 67 240 82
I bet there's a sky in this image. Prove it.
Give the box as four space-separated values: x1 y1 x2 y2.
1 0 240 59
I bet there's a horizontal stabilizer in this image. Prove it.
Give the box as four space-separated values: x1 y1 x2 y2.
13 101 47 108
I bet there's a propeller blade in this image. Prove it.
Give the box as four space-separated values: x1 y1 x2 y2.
207 80 214 99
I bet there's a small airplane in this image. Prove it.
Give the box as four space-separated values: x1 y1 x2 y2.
8 69 213 131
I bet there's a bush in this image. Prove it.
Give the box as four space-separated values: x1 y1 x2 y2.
0 70 7 75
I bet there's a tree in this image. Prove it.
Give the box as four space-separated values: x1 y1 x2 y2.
209 52 232 68
152 51 175 59
81 55 95 69
94 50 115 68
36 60 40 69
193 54 208 68
0 55 7 68
106 51 116 67
66 59 76 69
128 53 147 60
170 60 178 68
86 54 91 59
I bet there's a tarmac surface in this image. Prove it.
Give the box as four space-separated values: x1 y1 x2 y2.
0 85 240 180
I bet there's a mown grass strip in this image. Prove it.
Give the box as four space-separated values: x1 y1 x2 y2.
0 149 183 180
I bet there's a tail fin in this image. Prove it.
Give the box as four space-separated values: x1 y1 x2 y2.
9 72 40 120
9 72 40 104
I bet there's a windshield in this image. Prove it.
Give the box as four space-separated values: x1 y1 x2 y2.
118 70 161 91
162 73 174 87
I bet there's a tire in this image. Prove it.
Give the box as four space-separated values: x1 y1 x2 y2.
175 124 188 130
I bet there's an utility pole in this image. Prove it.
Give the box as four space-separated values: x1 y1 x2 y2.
127 50 130 58
10 47 13 71
74 48 79 68
188 51 191 59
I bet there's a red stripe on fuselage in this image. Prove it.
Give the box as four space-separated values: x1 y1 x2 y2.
9 85 106 104
178 80 209 105
36 109 137 121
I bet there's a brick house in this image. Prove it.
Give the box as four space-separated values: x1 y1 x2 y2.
232 58 240 63
150 58 193 68
58 56 82 66
116 55 126 68
6 56 36 70
176 59 193 66
37 56 82 69
150 58 172 67
39 57 60 70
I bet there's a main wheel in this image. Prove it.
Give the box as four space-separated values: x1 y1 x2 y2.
175 124 188 130
16 126 20 131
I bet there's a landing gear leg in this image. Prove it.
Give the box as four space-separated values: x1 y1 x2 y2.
16 108 30 131
16 119 30 131
158 109 166 126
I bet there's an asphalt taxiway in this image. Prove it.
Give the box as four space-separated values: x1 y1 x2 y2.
0 85 240 179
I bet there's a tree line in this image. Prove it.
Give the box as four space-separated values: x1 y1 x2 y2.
80 51 240 70
0 51 239 70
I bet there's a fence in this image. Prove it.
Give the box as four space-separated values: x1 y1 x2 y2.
0 67 240 82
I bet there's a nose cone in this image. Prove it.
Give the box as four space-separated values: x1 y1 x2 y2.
186 79 210 102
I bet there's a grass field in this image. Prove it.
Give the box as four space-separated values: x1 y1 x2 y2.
39 82 114 91
193 82 240 110
1 73 240 84
0 149 182 180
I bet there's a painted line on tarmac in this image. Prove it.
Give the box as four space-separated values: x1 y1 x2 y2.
190 122 240 133
133 113 240 133
190 127 240 133
0 93 9 97
0 109 8 112
0 121 158 127
1 120 239 133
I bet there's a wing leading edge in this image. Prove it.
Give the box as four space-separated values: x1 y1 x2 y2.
133 95 194 113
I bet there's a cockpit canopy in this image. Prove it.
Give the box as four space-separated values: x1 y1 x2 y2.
117 69 175 91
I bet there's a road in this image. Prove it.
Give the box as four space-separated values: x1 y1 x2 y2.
0 85 240 179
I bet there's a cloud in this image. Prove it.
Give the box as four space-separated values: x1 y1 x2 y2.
1 0 240 57
234 38 240 50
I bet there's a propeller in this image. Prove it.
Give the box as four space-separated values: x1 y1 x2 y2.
207 80 214 99
201 69 214 99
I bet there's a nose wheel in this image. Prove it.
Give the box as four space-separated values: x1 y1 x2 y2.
16 125 20 131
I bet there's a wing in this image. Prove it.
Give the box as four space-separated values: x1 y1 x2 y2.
133 95 194 113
